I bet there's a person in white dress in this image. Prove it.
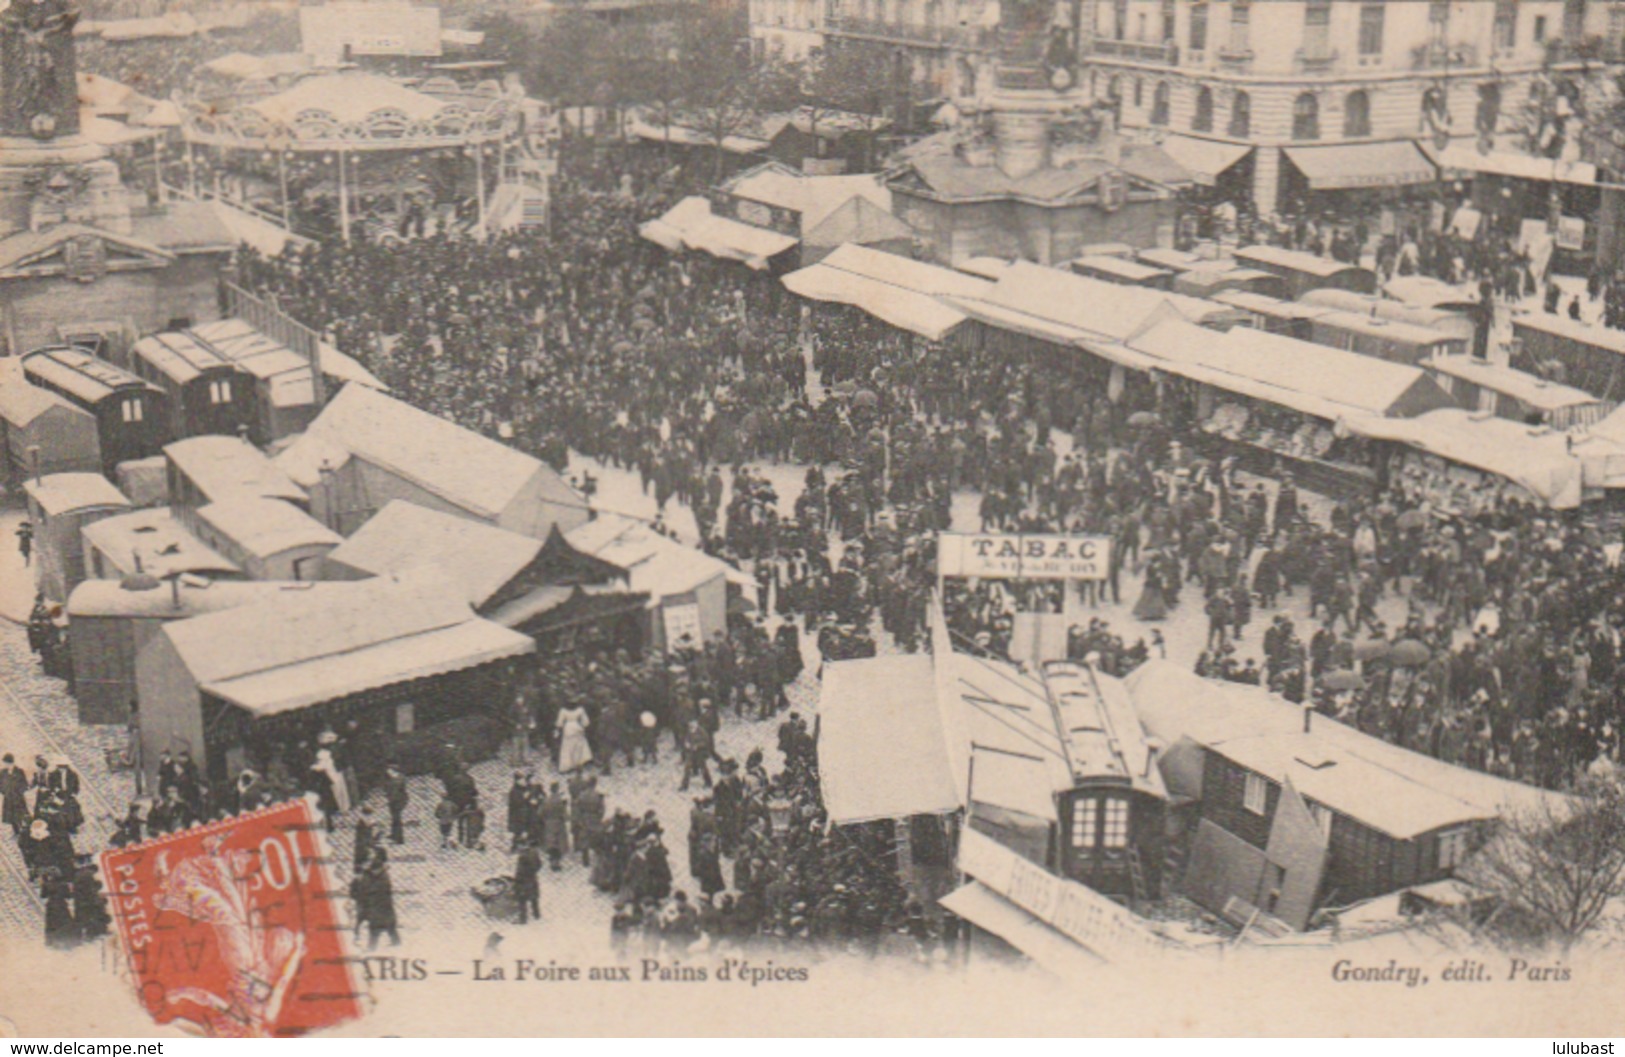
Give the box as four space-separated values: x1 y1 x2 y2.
555 705 593 773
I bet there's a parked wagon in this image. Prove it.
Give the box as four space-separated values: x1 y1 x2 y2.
0 369 101 482
1134 246 1206 274
21 346 170 475
1308 309 1467 366
1510 313 1625 402
1070 254 1173 290
1232 245 1377 299
1208 290 1333 341
184 318 319 444
122 331 255 442
1301 288 1476 344
1171 265 1289 301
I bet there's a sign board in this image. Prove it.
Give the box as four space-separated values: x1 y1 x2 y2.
958 828 1168 962
937 532 1111 581
661 601 703 651
1556 216 1586 252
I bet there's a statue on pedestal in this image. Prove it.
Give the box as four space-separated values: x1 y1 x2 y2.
1 0 83 141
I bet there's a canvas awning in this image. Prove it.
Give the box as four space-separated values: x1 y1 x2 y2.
1283 141 1437 190
785 264 967 340
1157 136 1251 186
640 196 797 270
1425 144 1597 186
939 882 1101 976
817 655 960 824
205 619 534 717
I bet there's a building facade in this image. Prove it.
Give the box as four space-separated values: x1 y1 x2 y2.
1078 0 1621 215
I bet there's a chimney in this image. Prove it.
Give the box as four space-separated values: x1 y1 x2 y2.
1303 704 1313 734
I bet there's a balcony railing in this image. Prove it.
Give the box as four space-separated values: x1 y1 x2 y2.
1411 41 1478 70
1215 46 1253 71
824 15 989 48
1294 47 1339 73
1088 38 1179 65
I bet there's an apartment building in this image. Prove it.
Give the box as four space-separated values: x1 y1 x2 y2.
1079 0 1620 215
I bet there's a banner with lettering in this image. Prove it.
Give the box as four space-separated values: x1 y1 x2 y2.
937 532 1112 581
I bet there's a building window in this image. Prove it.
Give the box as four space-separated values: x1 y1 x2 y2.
1308 802 1333 839
1359 3 1385 56
1494 0 1517 50
1193 85 1214 131
1428 0 1449 43
1229 0 1250 52
1189 0 1207 51
1243 772 1268 814
1133 76 1143 107
1343 89 1371 136
1303 0 1331 57
1101 798 1130 849
1137 10 1148 40
1071 798 1098 847
1229 89 1250 136
1112 0 1126 39
209 379 232 405
1534 14 1547 41
1160 0 1175 41
1151 81 1170 125
1564 0 1587 40
1292 91 1320 140
121 399 144 424
1438 827 1471 869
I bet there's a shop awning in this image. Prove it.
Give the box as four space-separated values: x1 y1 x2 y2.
939 881 1102 976
639 196 798 270
1157 135 1251 186
1425 144 1597 186
1283 142 1437 190
1348 408 1586 510
205 618 535 717
785 264 967 340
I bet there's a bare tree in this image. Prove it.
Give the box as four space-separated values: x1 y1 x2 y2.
1461 775 1625 947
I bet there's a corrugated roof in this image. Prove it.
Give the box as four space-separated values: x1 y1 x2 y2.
196 497 341 558
325 499 542 606
165 435 307 505
1125 661 1566 839
292 384 570 520
23 472 130 516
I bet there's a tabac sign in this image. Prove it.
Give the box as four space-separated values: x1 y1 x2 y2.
937 532 1111 581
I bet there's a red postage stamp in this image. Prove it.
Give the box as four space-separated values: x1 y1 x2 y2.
100 799 363 1038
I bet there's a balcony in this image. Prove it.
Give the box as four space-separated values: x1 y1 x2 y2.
1411 41 1478 70
823 15 989 49
1088 38 1179 65
1294 47 1339 74
1215 45 1253 71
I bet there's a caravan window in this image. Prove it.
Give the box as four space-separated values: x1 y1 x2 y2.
1070 798 1097 848
1438 827 1471 870
1101 798 1129 849
1243 772 1268 814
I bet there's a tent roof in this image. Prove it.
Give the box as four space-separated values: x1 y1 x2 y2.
195 497 341 558
1282 141 1437 190
640 196 798 270
326 499 543 606
566 513 748 600
1425 143 1597 186
802 196 914 249
23 472 130 517
1125 661 1566 839
818 655 959 824
781 244 991 341
1154 135 1250 185
1234 244 1372 279
1425 355 1603 412
1129 320 1455 420
721 162 892 232
1513 312 1625 356
80 508 241 579
284 384 570 519
1349 408 1585 509
0 371 86 430
978 261 1231 343
165 435 307 506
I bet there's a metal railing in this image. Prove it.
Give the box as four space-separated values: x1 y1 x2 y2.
824 14 988 47
1089 37 1179 64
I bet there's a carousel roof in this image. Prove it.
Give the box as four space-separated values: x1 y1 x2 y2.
246 73 447 126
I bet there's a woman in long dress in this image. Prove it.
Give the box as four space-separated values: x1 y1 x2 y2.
1132 561 1169 622
555 705 594 773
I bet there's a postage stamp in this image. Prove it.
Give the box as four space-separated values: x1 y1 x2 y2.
98 799 362 1038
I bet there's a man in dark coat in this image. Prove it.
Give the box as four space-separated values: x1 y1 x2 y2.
351 848 399 950
539 783 569 871
571 777 604 867
0 754 28 836
679 721 714 791
507 772 532 852
353 806 377 871
384 765 408 845
514 841 543 924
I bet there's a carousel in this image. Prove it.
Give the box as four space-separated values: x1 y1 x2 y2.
177 71 526 242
